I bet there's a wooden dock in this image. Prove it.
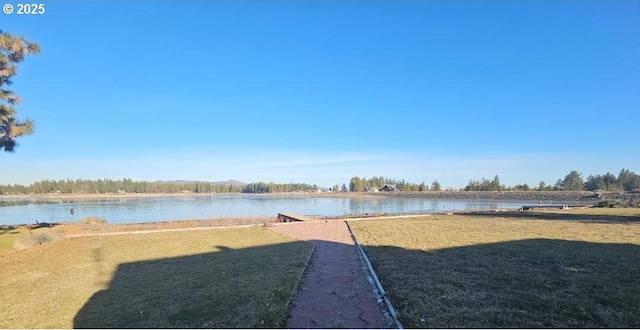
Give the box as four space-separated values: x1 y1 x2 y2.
276 212 317 222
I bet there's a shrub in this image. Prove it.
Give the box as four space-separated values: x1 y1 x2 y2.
597 200 622 208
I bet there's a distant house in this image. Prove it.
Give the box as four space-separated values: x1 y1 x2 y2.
380 184 397 192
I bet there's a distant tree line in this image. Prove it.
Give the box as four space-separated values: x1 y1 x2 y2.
554 169 640 192
341 168 640 193
0 179 323 195
465 177 554 192
2 168 638 195
464 175 506 191
464 168 640 192
0 179 244 194
241 182 318 193
342 176 442 192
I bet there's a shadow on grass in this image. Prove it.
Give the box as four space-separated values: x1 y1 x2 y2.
0 223 59 236
1 222 59 230
464 210 640 223
73 240 311 329
362 239 640 328
0 225 18 235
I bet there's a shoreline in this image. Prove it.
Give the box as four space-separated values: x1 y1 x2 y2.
2 205 616 237
4 205 639 239
0 191 600 199
311 191 601 201
0 190 602 201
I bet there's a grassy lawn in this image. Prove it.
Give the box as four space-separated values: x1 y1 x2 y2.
0 227 312 328
349 208 640 328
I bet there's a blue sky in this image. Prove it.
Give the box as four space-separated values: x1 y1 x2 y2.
3 1 639 188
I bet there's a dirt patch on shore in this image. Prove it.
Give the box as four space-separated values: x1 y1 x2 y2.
13 231 62 250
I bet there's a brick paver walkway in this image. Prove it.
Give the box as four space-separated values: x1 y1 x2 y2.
269 221 389 329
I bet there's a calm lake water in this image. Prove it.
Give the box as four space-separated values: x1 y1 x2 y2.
0 194 580 225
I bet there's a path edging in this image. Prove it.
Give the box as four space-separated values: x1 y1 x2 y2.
285 244 316 325
288 244 316 302
345 221 404 329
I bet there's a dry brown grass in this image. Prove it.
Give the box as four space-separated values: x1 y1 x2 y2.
0 227 312 328
349 208 640 328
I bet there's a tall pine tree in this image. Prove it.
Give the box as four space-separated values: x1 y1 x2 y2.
1 31 40 152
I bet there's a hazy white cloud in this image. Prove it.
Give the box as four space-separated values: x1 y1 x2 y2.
2 147 637 189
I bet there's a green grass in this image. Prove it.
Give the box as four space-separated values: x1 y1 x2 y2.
349 208 640 328
0 227 312 328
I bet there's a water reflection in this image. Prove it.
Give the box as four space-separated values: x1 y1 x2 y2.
0 195 580 225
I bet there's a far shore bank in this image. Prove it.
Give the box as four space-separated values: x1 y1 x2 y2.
0 190 628 201
1 190 637 207
314 191 601 201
